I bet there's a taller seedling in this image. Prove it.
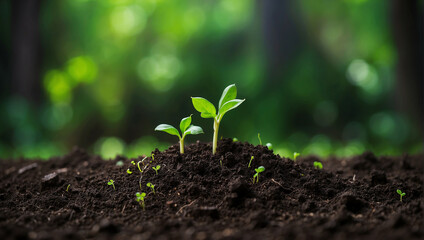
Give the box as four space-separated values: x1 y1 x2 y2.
191 84 245 154
155 115 204 154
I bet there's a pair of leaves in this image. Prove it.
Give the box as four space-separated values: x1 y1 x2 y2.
397 189 406 196
136 192 146 201
191 84 245 122
155 115 204 139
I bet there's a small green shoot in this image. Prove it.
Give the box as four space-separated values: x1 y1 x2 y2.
135 192 146 210
155 115 204 154
147 182 155 194
233 138 238 142
116 160 124 166
107 179 115 190
127 168 132 174
131 160 136 165
151 154 155 161
257 133 262 145
396 189 406 202
66 184 70 192
293 152 300 161
253 166 265 183
152 165 161 175
266 143 273 150
248 156 254 168
313 161 323 170
192 84 245 154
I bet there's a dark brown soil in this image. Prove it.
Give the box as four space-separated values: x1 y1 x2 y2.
0 139 423 240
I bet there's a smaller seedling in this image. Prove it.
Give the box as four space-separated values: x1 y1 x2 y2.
131 160 136 165
396 189 406 202
313 161 323 170
266 143 273 150
116 160 124 166
293 152 300 161
257 133 262 145
248 156 254 168
135 192 146 210
127 168 133 174
233 138 238 142
107 179 115 190
147 182 155 194
253 166 265 183
152 165 161 175
66 184 70 192
151 154 155 161
155 115 204 154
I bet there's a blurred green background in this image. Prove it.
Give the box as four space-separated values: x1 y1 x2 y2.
0 0 423 159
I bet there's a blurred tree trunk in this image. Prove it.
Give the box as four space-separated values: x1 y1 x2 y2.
390 0 424 135
12 0 41 103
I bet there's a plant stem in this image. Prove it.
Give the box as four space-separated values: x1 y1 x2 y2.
213 120 219 154
180 138 184 154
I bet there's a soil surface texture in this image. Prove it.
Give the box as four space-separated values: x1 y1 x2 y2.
0 139 423 240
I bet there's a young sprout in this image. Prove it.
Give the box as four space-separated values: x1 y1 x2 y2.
257 133 262 145
155 115 204 154
147 182 155 194
248 156 254 168
66 184 70 192
266 143 273 150
131 160 136 165
116 161 124 166
151 154 155 161
127 168 133 174
107 179 115 190
396 189 406 202
135 192 146 210
233 138 238 142
313 161 323 170
152 165 161 175
293 152 300 161
253 166 265 183
192 84 245 154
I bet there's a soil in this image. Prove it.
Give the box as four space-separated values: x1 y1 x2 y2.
0 139 423 240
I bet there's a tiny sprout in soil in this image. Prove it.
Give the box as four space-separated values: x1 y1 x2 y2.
233 138 238 142
135 192 146 210
131 160 135 165
152 165 161 175
266 143 273 150
248 156 254 168
66 184 70 192
258 133 262 145
155 115 204 154
293 152 300 161
147 182 155 194
126 168 132 174
314 161 323 169
397 189 406 202
192 84 245 155
107 179 115 190
253 166 265 183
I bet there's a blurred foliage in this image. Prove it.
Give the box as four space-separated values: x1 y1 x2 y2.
0 0 422 159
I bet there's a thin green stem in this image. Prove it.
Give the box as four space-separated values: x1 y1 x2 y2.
213 119 219 154
180 137 184 154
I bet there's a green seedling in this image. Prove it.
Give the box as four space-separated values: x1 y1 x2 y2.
107 179 115 190
266 143 273 150
155 115 204 154
192 84 245 154
135 192 146 210
233 138 238 142
131 160 136 165
313 161 323 169
293 152 300 161
248 156 254 168
127 168 133 174
257 133 262 145
253 166 265 183
151 154 155 162
66 184 70 192
147 182 155 194
116 160 124 166
152 165 161 175
396 189 406 202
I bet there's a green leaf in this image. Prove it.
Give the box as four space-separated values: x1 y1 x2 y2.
183 125 204 137
180 115 192 133
256 166 265 172
218 84 237 109
191 97 216 118
397 189 402 194
218 99 245 120
201 112 215 118
155 124 181 138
